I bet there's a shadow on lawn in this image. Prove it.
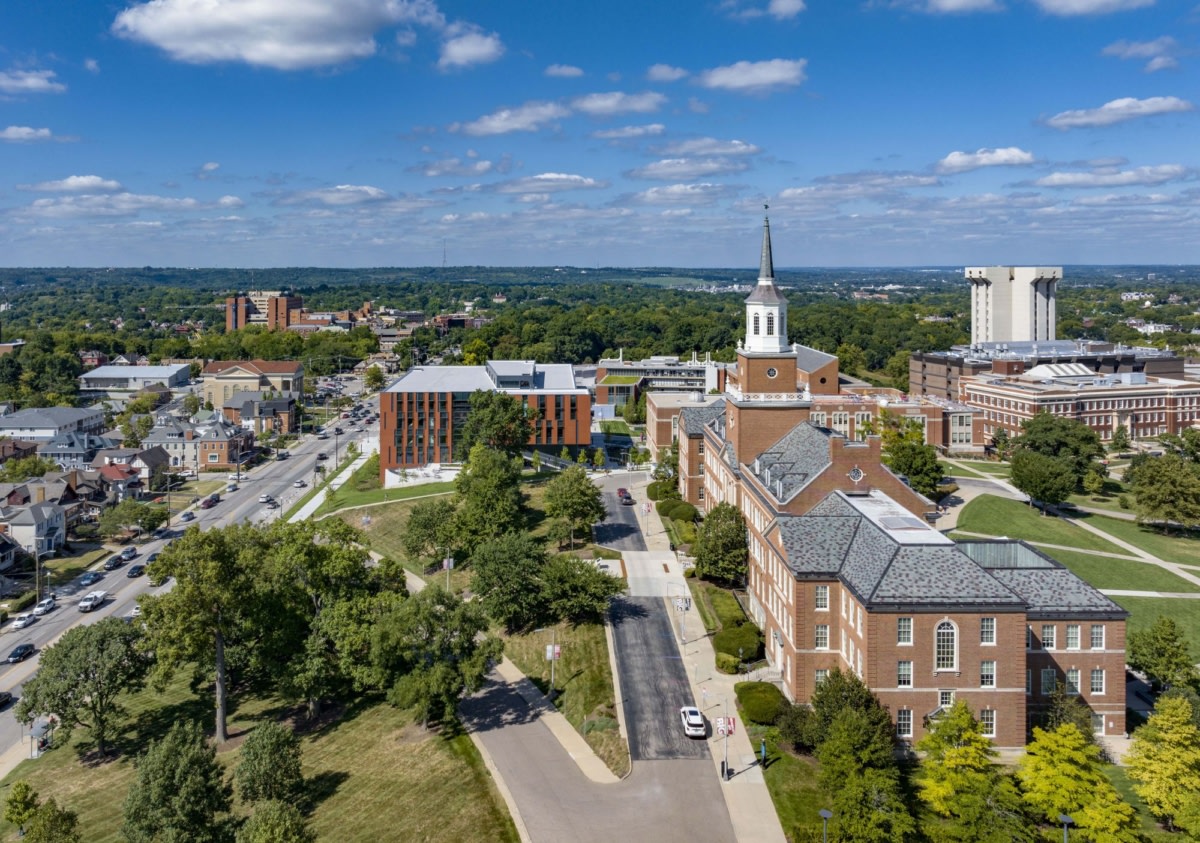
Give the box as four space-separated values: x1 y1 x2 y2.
98 694 213 763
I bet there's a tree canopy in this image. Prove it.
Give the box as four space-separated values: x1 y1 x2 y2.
543 466 606 549
457 390 535 457
694 502 748 584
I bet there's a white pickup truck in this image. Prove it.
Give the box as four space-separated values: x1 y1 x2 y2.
78 590 107 612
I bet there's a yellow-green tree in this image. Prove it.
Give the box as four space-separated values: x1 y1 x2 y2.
1127 695 1200 831
1017 723 1140 843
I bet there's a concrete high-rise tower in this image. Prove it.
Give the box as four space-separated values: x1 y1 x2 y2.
966 266 1061 345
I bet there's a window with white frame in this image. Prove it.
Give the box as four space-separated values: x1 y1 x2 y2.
897 617 912 645
979 709 996 737
1066 669 1081 694
815 585 829 611
935 620 957 671
938 689 955 708
1090 624 1105 650
815 625 829 650
980 660 996 688
815 669 829 685
1090 669 1105 694
896 709 912 738
980 617 995 645
897 661 912 687
856 605 863 631
1066 624 1081 650
841 592 847 618
1041 624 1056 650
1041 668 1057 694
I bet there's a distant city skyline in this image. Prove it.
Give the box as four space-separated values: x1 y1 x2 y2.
2 0 1197 268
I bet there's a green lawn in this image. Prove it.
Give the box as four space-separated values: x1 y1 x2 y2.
752 731 827 841
43 546 111 588
600 419 632 435
942 460 1011 478
503 622 629 777
1105 765 1174 842
1084 514 1200 568
1047 548 1200 593
1112 596 1200 659
0 673 518 843
955 495 1126 555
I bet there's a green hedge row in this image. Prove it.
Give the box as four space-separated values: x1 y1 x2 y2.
713 623 762 661
735 681 787 725
655 499 698 522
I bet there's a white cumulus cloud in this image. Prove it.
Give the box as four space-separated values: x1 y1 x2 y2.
592 124 666 139
545 64 583 77
697 59 806 94
631 183 733 205
914 0 1002 11
438 28 504 70
1034 164 1188 188
491 173 607 193
279 184 391 205
646 64 688 82
113 0 445 70
572 91 667 115
1033 0 1153 14
410 157 495 177
26 192 203 218
767 0 806 17
1 126 53 142
451 101 570 136
1102 37 1178 72
22 175 124 192
0 69 67 94
936 147 1036 174
1046 96 1194 128
628 158 749 180
661 138 760 156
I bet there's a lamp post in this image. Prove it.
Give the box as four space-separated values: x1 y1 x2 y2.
723 694 729 781
26 545 43 602
1059 814 1073 843
819 809 832 843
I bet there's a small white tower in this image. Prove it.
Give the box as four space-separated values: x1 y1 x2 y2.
744 211 788 354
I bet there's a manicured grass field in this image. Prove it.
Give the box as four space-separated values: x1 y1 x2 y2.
742 722 827 841
1047 548 1200 593
1085 514 1200 568
42 546 112 588
1112 595 1200 659
955 495 1126 555
1105 765 1174 842
503 622 629 777
0 674 518 843
942 459 1011 478
600 419 632 435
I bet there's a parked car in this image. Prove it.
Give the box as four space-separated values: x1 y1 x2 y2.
179 511 196 522
11 613 35 630
120 546 139 560
78 591 107 612
616 488 628 498
680 706 706 738
0 691 12 708
227 482 239 492
621 495 635 506
293 479 307 488
127 564 146 578
316 452 328 461
79 571 104 587
317 432 329 440
5 644 34 663
258 494 274 504
103 556 124 571
199 497 215 509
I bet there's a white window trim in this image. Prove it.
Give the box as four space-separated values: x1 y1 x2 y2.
934 619 958 672
980 617 996 647
1091 669 1105 695
897 617 913 646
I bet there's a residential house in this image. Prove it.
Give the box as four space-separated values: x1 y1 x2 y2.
0 503 66 556
0 407 105 442
39 431 120 471
0 439 40 467
221 392 299 435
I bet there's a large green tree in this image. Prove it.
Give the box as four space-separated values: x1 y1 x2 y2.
1017 723 1140 843
457 390 536 457
916 702 1033 843
1126 695 1200 831
470 532 549 633
371 587 503 725
15 617 152 757
453 443 525 551
694 502 748 584
122 722 233 843
401 498 458 564
1128 615 1200 692
235 722 305 806
1126 454 1200 533
818 708 913 843
883 439 944 498
543 466 606 548
236 801 315 843
24 797 81 843
139 524 265 742
540 555 624 625
1013 413 1104 483
1009 449 1077 511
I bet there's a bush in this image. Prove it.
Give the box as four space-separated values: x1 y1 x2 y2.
656 499 679 518
670 502 699 522
736 681 786 725
713 623 762 661
935 482 959 501
776 702 817 752
646 480 681 502
715 653 740 674
1119 494 1131 510
682 566 696 578
9 592 37 613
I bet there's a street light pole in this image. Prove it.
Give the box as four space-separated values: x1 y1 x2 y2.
819 809 832 843
1060 814 1073 843
723 695 729 781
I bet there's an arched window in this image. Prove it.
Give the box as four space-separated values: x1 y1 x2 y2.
752 314 760 335
766 313 775 336
935 621 957 671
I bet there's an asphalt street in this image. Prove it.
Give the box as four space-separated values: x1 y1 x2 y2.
592 479 646 552
0 387 377 755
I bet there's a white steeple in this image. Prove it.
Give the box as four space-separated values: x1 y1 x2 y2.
743 209 788 354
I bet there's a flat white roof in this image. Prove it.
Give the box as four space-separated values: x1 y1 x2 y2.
82 364 190 380
387 363 586 395
838 490 950 546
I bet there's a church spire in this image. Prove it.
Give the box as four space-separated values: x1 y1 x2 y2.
758 207 774 283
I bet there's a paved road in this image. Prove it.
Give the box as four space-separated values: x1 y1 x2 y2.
460 674 734 843
610 596 709 762
592 478 646 552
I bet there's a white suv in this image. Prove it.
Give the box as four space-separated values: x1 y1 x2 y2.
32 596 56 616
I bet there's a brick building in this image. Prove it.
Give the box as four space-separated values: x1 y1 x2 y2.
676 215 1126 747
225 291 304 331
378 360 591 479
201 360 305 409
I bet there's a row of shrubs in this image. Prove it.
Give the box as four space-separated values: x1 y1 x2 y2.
646 480 678 502
655 499 698 521
735 680 830 753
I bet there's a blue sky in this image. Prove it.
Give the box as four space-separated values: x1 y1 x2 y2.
1 0 1197 267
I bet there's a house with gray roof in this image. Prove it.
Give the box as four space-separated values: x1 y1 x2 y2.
0 407 105 442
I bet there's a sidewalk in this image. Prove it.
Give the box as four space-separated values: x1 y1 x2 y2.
288 441 378 524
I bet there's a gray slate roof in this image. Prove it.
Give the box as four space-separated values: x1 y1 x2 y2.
745 423 836 503
679 399 725 437
794 345 838 373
